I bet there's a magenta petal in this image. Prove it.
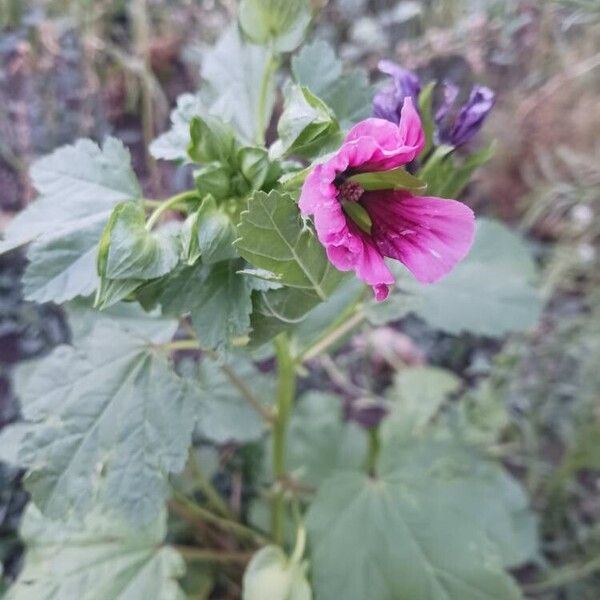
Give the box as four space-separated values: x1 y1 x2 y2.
343 98 425 171
326 220 394 301
364 191 475 284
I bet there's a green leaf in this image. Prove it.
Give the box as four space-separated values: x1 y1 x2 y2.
348 166 427 193
238 146 273 189
7 505 185 600
0 138 141 255
189 260 253 350
239 0 312 52
307 468 523 600
193 162 233 199
236 190 344 300
22 220 104 304
277 85 341 158
291 40 341 99
185 196 238 265
443 142 496 198
291 277 365 350
139 259 252 351
0 138 140 303
11 315 194 524
373 219 543 337
381 366 461 440
150 93 205 161
418 81 436 156
291 41 372 129
95 277 144 310
187 115 236 165
378 440 539 569
98 201 179 280
320 70 373 130
201 26 275 144
286 392 367 487
66 300 177 344
193 357 273 444
420 143 496 198
242 545 311 600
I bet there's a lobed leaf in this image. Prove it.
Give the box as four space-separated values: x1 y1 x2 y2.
7 505 185 600
236 190 344 300
9 313 194 524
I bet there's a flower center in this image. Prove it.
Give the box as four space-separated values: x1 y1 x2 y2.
338 180 372 234
338 180 365 203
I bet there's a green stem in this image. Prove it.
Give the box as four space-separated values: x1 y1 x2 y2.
255 50 278 145
170 493 268 546
162 339 201 352
524 554 600 594
145 190 199 230
297 307 366 364
171 545 252 564
366 427 381 477
217 359 275 424
188 451 233 519
271 334 296 545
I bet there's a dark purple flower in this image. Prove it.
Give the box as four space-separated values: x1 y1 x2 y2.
344 397 389 430
373 60 495 148
373 60 421 124
438 84 495 147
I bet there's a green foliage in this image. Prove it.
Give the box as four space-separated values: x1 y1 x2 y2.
188 260 253 350
150 93 205 161
7 505 185 600
291 40 372 129
193 356 273 444
0 138 141 304
307 467 523 600
236 190 344 300
285 392 367 487
5 310 194 524
276 84 342 158
98 201 179 280
201 26 276 144
348 166 427 193
180 196 238 266
381 366 461 439
239 0 312 52
420 142 496 198
242 545 311 600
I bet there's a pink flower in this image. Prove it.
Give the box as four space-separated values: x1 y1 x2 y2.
299 98 475 302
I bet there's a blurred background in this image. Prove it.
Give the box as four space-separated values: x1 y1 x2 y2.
0 0 598 597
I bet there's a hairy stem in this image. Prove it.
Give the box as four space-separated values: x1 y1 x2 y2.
145 190 199 230
271 334 296 545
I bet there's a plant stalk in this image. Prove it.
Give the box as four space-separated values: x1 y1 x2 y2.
172 545 252 564
366 427 381 477
271 334 296 544
255 50 278 145
169 493 267 546
297 308 366 363
145 190 199 230
188 451 233 519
